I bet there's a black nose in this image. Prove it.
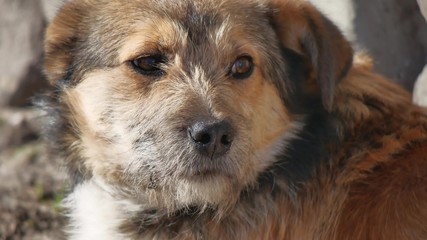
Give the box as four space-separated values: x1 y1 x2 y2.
188 120 234 158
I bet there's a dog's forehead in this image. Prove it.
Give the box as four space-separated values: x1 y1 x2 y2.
124 0 269 40
111 0 274 64
139 0 267 21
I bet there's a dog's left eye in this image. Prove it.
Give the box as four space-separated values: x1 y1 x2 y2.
130 55 165 76
230 56 254 80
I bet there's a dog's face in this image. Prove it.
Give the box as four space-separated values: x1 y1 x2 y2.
44 0 352 211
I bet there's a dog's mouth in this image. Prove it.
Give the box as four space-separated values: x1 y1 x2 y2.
180 158 236 180
188 169 222 179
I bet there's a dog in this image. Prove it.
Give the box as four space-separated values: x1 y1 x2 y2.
39 0 427 239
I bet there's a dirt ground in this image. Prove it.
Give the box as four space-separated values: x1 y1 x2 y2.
0 108 67 240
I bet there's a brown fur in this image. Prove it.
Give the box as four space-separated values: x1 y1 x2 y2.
40 0 427 239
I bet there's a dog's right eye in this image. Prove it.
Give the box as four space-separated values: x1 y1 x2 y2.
230 56 254 80
130 55 165 76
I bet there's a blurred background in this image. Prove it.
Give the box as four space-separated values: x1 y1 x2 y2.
0 0 426 239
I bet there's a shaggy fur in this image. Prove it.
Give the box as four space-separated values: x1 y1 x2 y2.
39 0 427 239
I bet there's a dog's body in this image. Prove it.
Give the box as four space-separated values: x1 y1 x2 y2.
40 0 427 239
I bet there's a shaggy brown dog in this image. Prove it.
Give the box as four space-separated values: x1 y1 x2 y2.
39 0 427 239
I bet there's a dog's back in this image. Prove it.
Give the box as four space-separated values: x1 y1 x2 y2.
325 61 427 239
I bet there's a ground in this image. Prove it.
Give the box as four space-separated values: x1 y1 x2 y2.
0 108 67 240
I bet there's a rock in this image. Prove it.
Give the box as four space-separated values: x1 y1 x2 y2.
354 0 427 91
414 0 427 107
414 65 427 107
414 1 427 106
309 0 356 41
41 0 63 22
0 0 50 107
418 0 427 20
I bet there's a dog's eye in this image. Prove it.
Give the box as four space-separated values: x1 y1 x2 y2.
131 55 165 76
230 56 254 80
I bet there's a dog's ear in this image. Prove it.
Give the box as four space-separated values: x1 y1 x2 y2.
269 0 353 111
44 1 87 85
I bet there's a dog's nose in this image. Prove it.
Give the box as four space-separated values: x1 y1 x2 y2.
188 120 234 158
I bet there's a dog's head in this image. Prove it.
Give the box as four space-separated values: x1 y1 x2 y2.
44 0 352 212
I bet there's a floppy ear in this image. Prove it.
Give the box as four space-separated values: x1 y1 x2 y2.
44 1 87 85
269 0 353 111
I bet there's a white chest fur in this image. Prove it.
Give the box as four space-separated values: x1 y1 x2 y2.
63 180 136 240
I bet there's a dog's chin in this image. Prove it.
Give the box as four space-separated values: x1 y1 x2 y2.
173 174 241 212
170 155 249 210
117 167 243 214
